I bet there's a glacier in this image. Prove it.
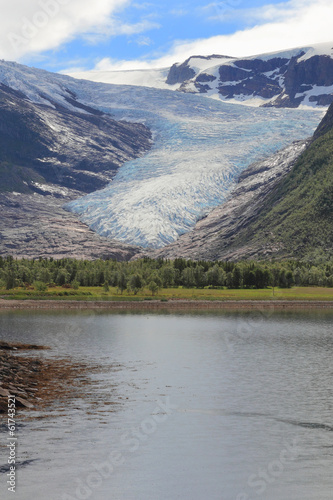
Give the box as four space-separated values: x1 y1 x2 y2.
0 61 323 248
65 85 322 248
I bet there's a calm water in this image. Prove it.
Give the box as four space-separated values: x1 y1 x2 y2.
1 310 333 500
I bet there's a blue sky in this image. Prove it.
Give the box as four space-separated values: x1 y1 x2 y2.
1 0 332 73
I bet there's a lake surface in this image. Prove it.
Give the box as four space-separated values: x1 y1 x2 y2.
1 309 333 500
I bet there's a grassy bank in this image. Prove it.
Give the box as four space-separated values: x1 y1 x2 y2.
1 286 333 302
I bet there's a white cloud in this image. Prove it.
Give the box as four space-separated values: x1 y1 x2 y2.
135 35 153 46
68 0 333 74
169 9 189 17
0 0 143 59
132 2 154 9
1 0 333 76
82 19 159 44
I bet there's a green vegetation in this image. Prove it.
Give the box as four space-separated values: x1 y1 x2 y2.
0 256 332 301
228 103 333 260
1 285 332 302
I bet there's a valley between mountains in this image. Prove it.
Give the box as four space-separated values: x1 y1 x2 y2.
0 42 332 261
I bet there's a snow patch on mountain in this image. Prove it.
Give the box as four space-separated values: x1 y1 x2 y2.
65 67 176 90
178 55 233 73
296 42 333 62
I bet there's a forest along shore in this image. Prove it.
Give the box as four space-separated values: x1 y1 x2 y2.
0 299 333 310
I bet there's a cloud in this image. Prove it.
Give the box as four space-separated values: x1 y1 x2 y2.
132 2 154 9
135 35 153 46
71 0 333 73
169 9 189 17
0 0 145 59
83 19 159 44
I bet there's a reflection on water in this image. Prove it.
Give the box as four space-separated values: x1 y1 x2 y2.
0 309 333 500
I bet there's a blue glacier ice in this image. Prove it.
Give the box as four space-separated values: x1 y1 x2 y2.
64 83 322 248
0 61 323 249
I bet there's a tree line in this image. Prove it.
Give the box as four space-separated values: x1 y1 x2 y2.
0 256 333 293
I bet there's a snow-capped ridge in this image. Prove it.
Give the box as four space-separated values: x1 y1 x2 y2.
66 42 333 109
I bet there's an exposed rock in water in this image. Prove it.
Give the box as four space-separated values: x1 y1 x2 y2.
0 341 120 417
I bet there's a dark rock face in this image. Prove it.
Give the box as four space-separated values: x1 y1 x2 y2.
219 64 249 82
166 54 232 85
0 84 152 194
169 50 333 108
196 73 216 83
265 54 333 108
219 74 282 99
285 55 333 90
0 192 141 260
234 57 289 73
166 62 196 85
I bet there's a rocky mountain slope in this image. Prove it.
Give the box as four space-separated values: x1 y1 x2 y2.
0 191 140 260
69 43 333 109
168 43 333 108
149 103 333 261
0 82 151 194
0 66 152 259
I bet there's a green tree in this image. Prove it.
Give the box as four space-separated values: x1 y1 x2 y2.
55 268 70 286
181 267 195 288
18 266 32 285
117 272 128 294
270 267 281 295
243 269 256 288
110 271 120 287
161 266 175 288
2 269 17 290
128 274 143 295
285 271 294 288
33 281 48 292
206 264 225 287
279 270 288 288
194 265 206 288
148 281 159 296
255 268 266 289
232 266 242 289
226 272 233 289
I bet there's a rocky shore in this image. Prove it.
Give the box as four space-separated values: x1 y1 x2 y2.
0 342 48 414
0 341 101 416
0 299 332 311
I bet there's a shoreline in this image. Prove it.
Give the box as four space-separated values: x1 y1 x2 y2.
0 341 113 417
1 299 333 310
